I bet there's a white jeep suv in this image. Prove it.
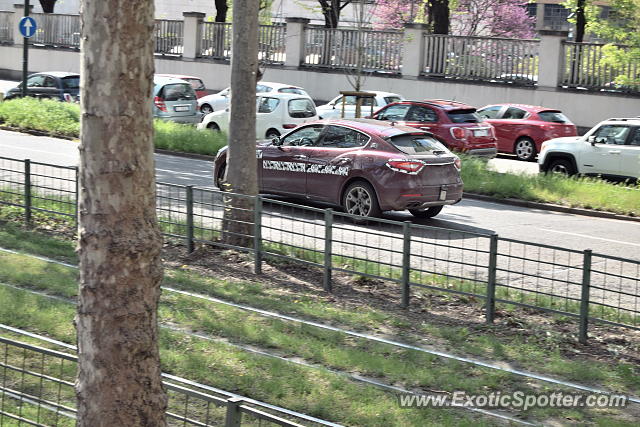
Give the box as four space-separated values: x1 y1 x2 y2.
538 118 640 181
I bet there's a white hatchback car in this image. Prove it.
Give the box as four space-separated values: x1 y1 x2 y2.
197 82 309 115
538 117 640 180
197 92 318 139
316 91 404 119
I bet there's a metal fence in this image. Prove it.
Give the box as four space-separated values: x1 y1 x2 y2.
422 34 540 86
303 27 403 73
31 13 80 49
200 22 232 60
258 24 286 64
0 327 340 426
561 42 640 93
1 156 639 342
154 19 184 56
0 11 13 44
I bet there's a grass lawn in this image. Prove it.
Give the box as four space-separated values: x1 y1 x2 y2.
0 224 638 426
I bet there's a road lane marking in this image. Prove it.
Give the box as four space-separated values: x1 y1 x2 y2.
540 228 640 248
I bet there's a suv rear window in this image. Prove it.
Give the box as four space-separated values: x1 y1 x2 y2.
288 98 316 118
538 111 570 123
161 83 196 101
447 109 481 123
61 76 80 89
384 96 402 105
388 135 448 155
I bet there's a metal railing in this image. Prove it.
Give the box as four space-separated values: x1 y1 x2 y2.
200 22 232 60
303 27 403 73
1 156 639 341
259 24 286 64
0 11 13 44
31 13 80 49
0 327 340 426
154 19 184 56
561 42 639 93
422 34 539 85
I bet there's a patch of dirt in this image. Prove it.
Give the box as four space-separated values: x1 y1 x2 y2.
162 240 640 372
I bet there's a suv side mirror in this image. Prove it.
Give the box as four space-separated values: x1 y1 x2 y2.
271 137 282 146
587 135 596 145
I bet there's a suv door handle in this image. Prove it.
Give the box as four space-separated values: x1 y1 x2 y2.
293 154 308 159
608 150 621 154
332 158 352 165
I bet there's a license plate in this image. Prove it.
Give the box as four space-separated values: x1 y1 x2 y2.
439 189 447 201
473 129 489 137
174 106 190 112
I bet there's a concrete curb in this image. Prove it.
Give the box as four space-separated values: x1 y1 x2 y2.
154 148 216 161
463 192 639 223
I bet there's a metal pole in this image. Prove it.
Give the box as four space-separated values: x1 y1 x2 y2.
185 186 194 253
323 208 333 292
74 166 79 228
22 0 30 98
24 158 32 225
485 234 499 323
579 249 592 344
254 196 262 275
401 221 411 308
224 397 242 427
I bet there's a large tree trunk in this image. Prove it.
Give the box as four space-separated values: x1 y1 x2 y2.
76 1 167 426
215 0 228 22
427 0 450 35
221 0 259 247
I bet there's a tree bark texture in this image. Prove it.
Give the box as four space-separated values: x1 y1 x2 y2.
222 0 259 247
76 1 167 426
427 0 450 34
215 0 228 22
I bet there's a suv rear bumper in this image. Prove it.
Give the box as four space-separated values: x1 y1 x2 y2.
466 147 497 158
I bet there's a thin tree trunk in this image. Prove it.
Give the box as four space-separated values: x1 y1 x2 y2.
427 0 450 35
39 0 57 13
221 0 259 247
76 0 167 425
215 0 228 22
575 0 586 43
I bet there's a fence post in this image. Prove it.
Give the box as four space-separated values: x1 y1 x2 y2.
401 23 428 78
182 12 205 59
224 397 243 427
401 221 411 308
579 249 592 344
323 208 333 292
538 30 569 89
185 185 194 253
24 159 32 226
485 234 499 323
254 196 262 275
284 17 309 67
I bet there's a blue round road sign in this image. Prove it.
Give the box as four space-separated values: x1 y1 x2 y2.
19 16 37 38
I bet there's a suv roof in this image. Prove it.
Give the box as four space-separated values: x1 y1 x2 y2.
324 118 431 139
402 99 475 110
603 118 640 124
33 71 79 78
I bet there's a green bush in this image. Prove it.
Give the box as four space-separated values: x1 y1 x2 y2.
154 119 227 156
0 98 80 137
460 155 639 216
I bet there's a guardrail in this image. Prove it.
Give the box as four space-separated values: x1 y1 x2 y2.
0 156 638 341
562 42 640 94
0 11 13 44
0 327 340 426
259 24 286 65
31 13 80 49
303 27 403 73
200 22 232 60
154 19 184 56
422 34 540 86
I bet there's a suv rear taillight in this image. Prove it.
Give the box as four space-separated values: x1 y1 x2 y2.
454 157 462 170
154 96 167 112
387 160 425 174
283 124 297 129
450 127 467 140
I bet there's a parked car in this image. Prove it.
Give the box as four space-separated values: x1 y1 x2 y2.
477 104 577 161
213 119 462 219
4 72 80 102
197 82 309 114
538 117 640 181
371 99 497 157
316 91 404 119
153 76 201 124
155 74 207 98
197 92 318 139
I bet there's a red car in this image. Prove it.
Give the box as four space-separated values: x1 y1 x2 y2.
214 119 463 219
155 74 207 98
369 100 497 157
477 104 577 161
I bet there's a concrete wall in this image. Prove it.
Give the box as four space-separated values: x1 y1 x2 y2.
0 43 637 129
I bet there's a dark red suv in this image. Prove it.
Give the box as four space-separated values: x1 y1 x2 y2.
370 100 497 157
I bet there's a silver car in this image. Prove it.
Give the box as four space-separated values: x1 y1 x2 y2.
153 76 201 124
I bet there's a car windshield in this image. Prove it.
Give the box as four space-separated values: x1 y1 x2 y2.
289 98 316 118
384 96 402 104
538 111 570 123
61 76 80 89
161 83 196 101
389 135 449 155
278 87 306 95
447 109 481 123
